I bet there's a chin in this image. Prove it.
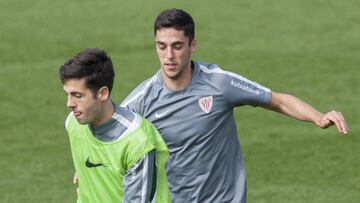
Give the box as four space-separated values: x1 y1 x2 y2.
76 118 88 125
77 120 86 125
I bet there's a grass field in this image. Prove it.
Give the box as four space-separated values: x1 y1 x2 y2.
1 0 359 202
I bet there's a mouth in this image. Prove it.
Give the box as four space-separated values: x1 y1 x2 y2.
164 62 177 70
73 111 82 117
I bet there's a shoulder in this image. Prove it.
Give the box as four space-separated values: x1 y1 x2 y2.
196 61 245 79
125 115 164 147
120 117 160 167
195 61 237 82
121 73 159 108
196 61 222 73
195 61 269 90
137 117 168 152
194 61 235 87
122 110 143 134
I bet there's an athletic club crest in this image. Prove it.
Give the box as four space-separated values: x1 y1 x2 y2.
198 96 213 113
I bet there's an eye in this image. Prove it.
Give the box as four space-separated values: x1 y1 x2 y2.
173 43 183 50
157 43 166 50
74 93 82 99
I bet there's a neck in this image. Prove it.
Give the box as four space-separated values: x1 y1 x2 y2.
92 100 115 126
163 62 193 92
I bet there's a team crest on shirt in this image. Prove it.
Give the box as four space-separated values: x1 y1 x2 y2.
198 96 213 114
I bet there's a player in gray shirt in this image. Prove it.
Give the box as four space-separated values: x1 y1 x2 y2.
121 8 349 203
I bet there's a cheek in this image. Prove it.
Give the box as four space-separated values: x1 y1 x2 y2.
156 49 165 58
179 51 190 62
81 99 98 113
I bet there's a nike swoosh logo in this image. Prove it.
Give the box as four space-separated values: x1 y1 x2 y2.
85 157 104 168
155 109 170 118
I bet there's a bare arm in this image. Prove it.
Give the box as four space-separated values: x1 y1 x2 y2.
263 91 349 135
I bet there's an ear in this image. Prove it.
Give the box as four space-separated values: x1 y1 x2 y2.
97 86 110 102
190 38 197 52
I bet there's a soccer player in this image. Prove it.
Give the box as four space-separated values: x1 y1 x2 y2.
60 48 170 203
121 8 350 203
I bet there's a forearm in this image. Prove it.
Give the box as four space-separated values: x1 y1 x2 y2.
266 92 323 125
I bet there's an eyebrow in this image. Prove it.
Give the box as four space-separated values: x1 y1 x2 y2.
173 41 184 45
63 90 83 95
155 41 185 45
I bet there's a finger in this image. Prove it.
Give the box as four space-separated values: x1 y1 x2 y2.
320 111 341 131
336 112 350 134
319 119 332 128
73 175 78 185
329 111 344 133
326 111 348 135
331 111 349 135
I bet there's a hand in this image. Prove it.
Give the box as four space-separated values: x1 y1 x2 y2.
318 110 349 135
73 174 79 194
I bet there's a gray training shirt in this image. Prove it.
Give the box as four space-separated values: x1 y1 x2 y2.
121 61 271 203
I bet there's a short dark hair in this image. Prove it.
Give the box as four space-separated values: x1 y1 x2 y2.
59 48 115 96
154 8 195 44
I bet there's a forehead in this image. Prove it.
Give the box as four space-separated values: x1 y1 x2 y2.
155 28 190 44
63 78 88 92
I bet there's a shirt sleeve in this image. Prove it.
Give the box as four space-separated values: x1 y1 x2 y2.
222 71 271 107
122 150 156 203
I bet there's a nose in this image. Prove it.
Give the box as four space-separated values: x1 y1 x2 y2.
166 47 175 59
66 96 76 108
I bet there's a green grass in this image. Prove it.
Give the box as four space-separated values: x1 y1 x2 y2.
1 0 359 202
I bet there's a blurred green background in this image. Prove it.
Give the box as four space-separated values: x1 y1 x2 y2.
0 0 359 202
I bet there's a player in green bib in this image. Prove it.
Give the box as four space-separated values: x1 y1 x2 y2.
59 48 171 203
